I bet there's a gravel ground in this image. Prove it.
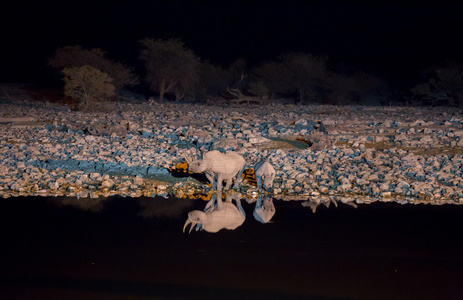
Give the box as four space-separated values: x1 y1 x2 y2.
1 96 463 205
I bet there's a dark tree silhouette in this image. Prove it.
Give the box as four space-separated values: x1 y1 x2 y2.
49 45 139 91
139 38 200 101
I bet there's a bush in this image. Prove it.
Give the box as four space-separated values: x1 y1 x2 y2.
49 45 139 92
63 65 115 111
329 71 390 105
251 61 290 100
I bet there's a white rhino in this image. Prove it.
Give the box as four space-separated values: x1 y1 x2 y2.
253 194 276 223
183 192 246 233
184 150 246 191
254 160 275 191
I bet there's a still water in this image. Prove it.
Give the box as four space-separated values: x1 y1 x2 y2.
1 194 463 300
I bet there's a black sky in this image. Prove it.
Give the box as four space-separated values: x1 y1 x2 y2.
2 1 462 89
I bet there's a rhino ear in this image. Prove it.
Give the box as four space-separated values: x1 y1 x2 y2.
182 153 191 164
184 149 198 164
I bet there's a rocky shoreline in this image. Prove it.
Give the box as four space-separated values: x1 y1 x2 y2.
1 98 463 205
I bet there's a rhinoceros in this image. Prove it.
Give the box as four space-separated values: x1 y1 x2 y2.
254 160 275 191
253 194 276 223
183 192 246 233
184 150 246 191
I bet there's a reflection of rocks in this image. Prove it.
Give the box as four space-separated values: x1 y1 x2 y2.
48 196 108 212
183 191 245 233
138 196 194 218
301 196 358 213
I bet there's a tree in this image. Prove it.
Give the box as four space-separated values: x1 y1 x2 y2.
49 45 139 91
139 38 200 101
247 80 269 99
281 52 329 104
411 61 463 106
252 61 290 100
197 61 231 101
329 71 390 105
228 58 248 90
63 65 115 111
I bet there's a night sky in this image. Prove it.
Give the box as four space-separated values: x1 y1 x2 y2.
2 1 462 89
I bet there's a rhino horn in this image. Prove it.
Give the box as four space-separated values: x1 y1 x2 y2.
183 219 192 233
183 155 192 164
183 218 199 234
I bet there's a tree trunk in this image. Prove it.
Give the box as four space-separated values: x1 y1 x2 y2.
159 79 166 101
296 87 303 104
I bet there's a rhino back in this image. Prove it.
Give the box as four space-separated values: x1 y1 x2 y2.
204 151 245 178
255 161 275 176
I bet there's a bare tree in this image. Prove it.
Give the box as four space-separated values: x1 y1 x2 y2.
49 45 139 91
228 58 248 90
63 65 115 111
411 61 463 106
226 86 263 105
139 38 200 101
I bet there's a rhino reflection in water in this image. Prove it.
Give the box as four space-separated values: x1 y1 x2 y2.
253 194 276 223
183 192 246 233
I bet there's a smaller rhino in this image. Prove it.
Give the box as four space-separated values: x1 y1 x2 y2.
254 160 276 191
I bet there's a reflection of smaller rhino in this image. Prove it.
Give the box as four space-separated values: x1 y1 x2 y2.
254 160 275 191
253 194 276 223
183 192 246 233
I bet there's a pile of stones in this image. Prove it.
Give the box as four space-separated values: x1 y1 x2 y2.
1 98 463 204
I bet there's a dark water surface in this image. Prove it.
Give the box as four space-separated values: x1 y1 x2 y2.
1 196 463 300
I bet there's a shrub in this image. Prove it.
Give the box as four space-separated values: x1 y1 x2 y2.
251 61 290 100
329 71 390 105
63 65 115 111
196 61 231 101
49 45 139 92
411 61 463 106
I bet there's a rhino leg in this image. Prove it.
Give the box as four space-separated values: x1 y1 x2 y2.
233 165 245 188
224 179 232 190
256 175 262 190
205 172 216 190
216 174 223 191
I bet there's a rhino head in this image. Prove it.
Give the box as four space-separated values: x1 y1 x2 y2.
183 150 208 173
187 159 208 173
255 160 276 191
183 210 206 233
261 172 275 191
